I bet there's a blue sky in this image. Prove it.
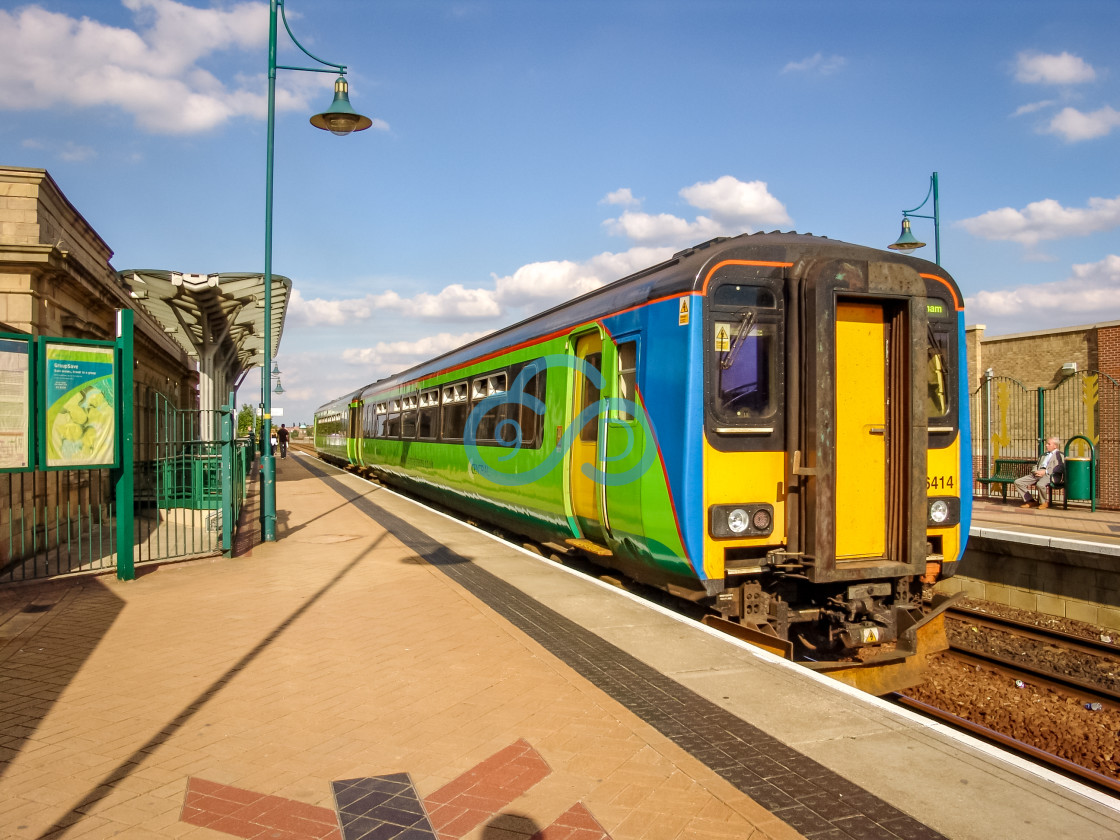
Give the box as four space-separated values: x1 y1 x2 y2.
1 0 1118 425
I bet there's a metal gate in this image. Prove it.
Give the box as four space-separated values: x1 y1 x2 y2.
0 391 248 584
971 370 1120 508
135 393 224 564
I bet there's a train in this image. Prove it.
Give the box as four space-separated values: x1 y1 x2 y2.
314 232 970 680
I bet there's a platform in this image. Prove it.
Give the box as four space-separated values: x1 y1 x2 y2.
972 497 1120 550
1 457 1118 840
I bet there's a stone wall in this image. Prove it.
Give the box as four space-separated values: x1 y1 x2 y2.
938 536 1120 632
967 323 1103 393
0 166 197 568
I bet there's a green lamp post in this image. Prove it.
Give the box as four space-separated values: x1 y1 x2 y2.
261 0 372 541
888 171 940 266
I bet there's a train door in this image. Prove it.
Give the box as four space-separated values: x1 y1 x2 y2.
346 399 363 465
569 331 608 545
834 301 889 559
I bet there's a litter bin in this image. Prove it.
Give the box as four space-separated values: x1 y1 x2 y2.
1065 457 1092 501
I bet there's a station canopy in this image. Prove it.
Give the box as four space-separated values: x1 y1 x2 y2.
117 269 291 394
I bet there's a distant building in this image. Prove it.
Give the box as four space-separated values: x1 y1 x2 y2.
967 322 1120 509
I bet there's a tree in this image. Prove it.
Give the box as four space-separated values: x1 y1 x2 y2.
236 405 256 438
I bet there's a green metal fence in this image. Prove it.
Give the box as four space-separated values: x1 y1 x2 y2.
971 370 1120 508
0 392 250 583
0 469 117 580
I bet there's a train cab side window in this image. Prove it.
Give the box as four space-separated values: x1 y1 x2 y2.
927 325 950 419
374 403 388 438
441 382 468 440
617 341 638 422
418 388 439 439
580 352 602 442
715 318 778 420
710 284 782 426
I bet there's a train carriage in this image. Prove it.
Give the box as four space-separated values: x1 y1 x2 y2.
315 232 969 673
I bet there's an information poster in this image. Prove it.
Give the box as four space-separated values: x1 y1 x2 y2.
0 338 31 470
43 342 116 468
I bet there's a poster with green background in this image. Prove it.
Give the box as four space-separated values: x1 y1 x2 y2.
43 343 116 468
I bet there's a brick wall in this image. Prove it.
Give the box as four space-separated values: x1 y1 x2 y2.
978 325 1096 390
974 321 1120 509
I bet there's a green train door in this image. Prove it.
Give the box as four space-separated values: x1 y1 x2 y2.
569 331 608 547
347 399 363 465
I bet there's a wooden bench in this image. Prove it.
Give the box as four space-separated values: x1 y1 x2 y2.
976 457 1065 506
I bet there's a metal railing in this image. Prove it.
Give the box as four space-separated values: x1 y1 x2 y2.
971 370 1120 508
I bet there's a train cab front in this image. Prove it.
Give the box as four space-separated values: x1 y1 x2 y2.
696 241 967 676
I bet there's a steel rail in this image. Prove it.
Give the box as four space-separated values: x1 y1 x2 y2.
947 605 1120 657
945 647 1120 711
891 692 1120 798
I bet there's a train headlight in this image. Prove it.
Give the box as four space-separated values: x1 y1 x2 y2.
926 497 960 527
727 509 750 533
709 504 774 539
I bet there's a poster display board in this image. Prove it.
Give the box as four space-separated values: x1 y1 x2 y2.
0 336 32 471
40 339 117 470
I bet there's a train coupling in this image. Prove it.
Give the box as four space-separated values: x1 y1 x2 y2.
838 620 896 648
810 592 964 695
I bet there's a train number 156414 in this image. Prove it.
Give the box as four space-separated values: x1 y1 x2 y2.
926 475 955 489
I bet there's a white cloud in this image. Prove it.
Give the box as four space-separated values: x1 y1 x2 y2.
1012 99 1057 117
782 53 846 76
600 188 639 207
293 176 786 329
1043 105 1120 142
966 255 1120 335
492 246 674 310
59 143 97 162
0 1 387 135
603 176 791 246
1015 51 1097 85
958 195 1120 246
604 211 726 246
341 331 493 369
288 285 499 327
289 245 677 330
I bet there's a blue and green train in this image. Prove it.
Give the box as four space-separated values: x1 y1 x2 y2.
314 232 970 665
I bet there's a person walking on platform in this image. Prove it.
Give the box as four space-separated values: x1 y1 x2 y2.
1015 437 1064 509
277 423 290 459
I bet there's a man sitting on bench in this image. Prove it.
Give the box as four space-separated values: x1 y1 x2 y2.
1015 437 1064 509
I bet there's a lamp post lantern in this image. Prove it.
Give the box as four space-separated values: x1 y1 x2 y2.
261 0 372 541
888 171 940 266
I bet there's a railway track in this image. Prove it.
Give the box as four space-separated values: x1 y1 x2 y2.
944 605 1120 707
891 604 1120 797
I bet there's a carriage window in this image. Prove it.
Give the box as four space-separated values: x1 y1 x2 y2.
580 352 602 442
418 388 439 439
386 397 402 438
516 364 546 448
374 403 388 438
617 341 637 422
713 316 778 421
441 382 468 440
472 372 509 441
401 393 419 439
